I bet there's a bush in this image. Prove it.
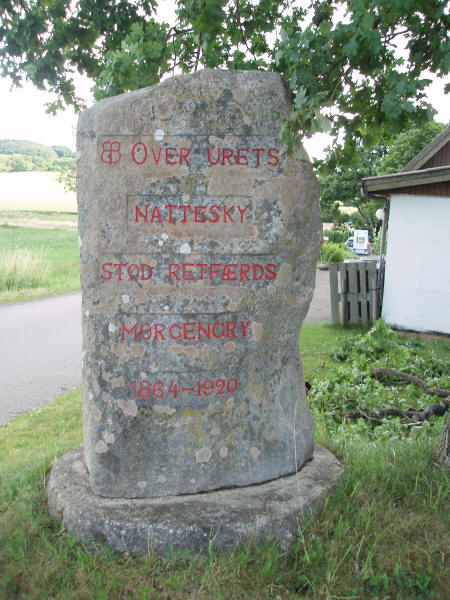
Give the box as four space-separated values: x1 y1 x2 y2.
317 241 356 264
372 229 388 254
0 247 49 290
322 229 348 244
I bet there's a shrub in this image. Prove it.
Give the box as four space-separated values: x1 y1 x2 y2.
0 247 50 290
322 228 348 244
372 229 388 254
318 241 356 264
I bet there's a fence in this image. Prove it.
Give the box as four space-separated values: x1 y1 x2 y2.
329 260 379 327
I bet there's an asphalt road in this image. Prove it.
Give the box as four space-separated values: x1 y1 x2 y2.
305 268 332 325
0 270 331 427
0 292 82 426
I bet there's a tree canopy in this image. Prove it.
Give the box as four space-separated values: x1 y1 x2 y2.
0 139 58 159
1 1 448 156
318 120 447 229
377 120 447 174
318 141 385 225
0 139 74 172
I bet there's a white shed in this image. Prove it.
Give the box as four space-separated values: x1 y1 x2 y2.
362 126 450 335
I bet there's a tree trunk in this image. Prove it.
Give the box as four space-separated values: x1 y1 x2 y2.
436 413 450 467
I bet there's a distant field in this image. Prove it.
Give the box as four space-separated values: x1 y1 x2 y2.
0 210 77 229
0 171 77 212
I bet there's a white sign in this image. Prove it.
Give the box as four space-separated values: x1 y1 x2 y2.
353 229 369 252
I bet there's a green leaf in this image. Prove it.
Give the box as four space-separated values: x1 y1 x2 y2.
293 87 308 110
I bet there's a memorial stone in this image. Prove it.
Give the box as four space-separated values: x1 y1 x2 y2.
47 70 343 554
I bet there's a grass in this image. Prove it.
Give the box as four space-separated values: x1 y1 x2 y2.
0 324 448 599
299 323 358 381
0 247 50 290
0 224 79 303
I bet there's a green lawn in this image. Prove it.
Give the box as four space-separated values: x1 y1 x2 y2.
0 224 80 304
0 324 448 599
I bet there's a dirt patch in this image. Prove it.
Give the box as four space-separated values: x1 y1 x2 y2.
396 330 450 342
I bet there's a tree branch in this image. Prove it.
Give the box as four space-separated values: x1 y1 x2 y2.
355 203 374 231
347 401 447 423
371 367 450 399
304 56 347 91
194 33 202 71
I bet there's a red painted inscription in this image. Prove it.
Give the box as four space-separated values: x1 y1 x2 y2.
100 262 277 282
100 142 280 167
131 378 237 399
101 263 153 281
207 147 279 167
168 263 277 282
121 320 251 342
101 141 122 164
132 143 191 166
135 204 250 224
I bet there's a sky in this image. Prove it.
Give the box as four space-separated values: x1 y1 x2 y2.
0 0 448 161
1 73 447 162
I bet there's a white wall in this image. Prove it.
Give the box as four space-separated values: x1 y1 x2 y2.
382 195 450 334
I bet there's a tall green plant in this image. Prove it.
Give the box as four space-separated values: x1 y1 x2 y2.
317 241 355 264
0 248 49 290
322 229 348 244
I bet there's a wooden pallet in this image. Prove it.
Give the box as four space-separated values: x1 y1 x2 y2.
329 260 379 327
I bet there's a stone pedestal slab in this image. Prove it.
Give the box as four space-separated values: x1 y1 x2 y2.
47 444 342 556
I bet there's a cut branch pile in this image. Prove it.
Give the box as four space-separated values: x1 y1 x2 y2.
345 368 449 426
371 367 450 398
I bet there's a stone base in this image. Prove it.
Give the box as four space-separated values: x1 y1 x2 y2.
47 444 342 556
